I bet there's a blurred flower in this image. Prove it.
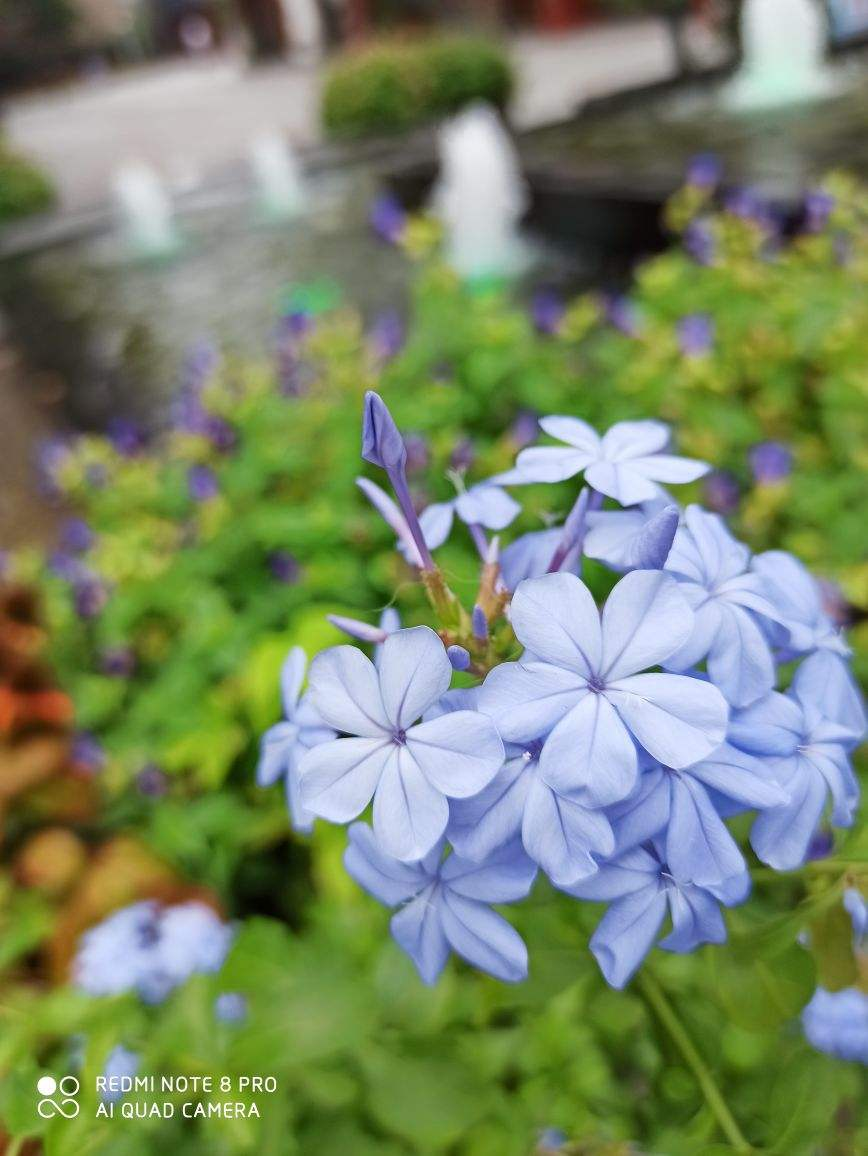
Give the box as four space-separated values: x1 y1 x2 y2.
510 409 538 449
802 987 868 1064
748 440 792 484
431 360 453 385
531 288 565 336
268 550 300 584
686 152 721 190
677 313 714 357
215 992 247 1024
101 1045 140 1103
107 417 145 457
100 646 135 678
36 436 72 497
803 189 835 233
136 764 168 797
368 193 406 244
48 551 86 582
684 218 716 266
180 339 219 396
73 574 108 620
368 310 405 363
72 731 106 774
403 434 429 474
703 469 740 515
449 437 475 471
603 294 640 337
187 465 218 502
537 1128 568 1152
60 518 95 554
74 900 234 1004
806 829 834 861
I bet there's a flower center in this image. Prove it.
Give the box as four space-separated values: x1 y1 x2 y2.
393 728 408 745
588 674 606 693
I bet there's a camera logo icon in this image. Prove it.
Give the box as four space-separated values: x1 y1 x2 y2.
36 1075 80 1119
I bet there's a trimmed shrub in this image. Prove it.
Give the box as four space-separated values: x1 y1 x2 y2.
0 140 54 223
322 35 514 139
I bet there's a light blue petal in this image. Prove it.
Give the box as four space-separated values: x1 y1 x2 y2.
540 692 638 806
448 757 530 860
688 742 788 809
378 626 451 729
585 460 662 506
455 485 521 531
667 775 746 887
750 760 828 870
564 846 660 900
664 596 724 672
589 884 668 989
510 572 602 675
659 885 726 952
792 651 866 743
407 710 504 798
706 603 776 708
344 822 433 906
390 888 450 984
441 839 537 902
499 528 565 590
479 660 587 743
608 765 671 852
256 721 298 787
439 891 528 983
540 414 602 453
628 453 709 486
522 776 613 886
728 691 803 757
280 647 307 717
418 502 455 550
601 419 670 460
600 570 694 680
584 508 650 571
515 445 591 483
373 746 450 862
607 673 728 769
285 748 316 833
299 737 391 821
307 645 390 736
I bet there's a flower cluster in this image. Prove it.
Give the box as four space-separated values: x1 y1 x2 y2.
258 393 864 990
74 900 234 1004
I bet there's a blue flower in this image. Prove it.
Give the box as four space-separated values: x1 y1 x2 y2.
101 1045 140 1103
187 465 219 502
257 647 337 833
663 505 782 707
703 469 740 514
344 823 535 984
512 418 708 505
677 314 714 358
730 652 863 869
415 481 521 553
607 742 787 888
215 992 248 1023
686 153 721 190
564 840 749 988
368 194 406 244
499 527 578 591
802 988 868 1064
531 289 565 336
60 518 95 554
748 440 792 484
74 901 234 1003
752 550 851 662
299 627 504 861
684 219 716 266
479 571 728 809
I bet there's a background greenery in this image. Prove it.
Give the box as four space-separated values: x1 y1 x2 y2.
0 135 54 223
1 176 866 1155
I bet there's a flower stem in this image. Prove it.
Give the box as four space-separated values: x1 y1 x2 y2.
638 971 752 1153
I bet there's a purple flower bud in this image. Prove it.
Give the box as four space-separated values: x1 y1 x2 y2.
368 194 406 244
510 409 539 450
136 764 168 797
677 313 714 358
471 605 488 643
449 438 475 472
369 311 405 363
447 644 471 671
362 392 407 473
73 575 108 619
703 470 740 515
202 415 237 454
214 992 247 1023
107 417 145 457
60 518 95 554
748 441 792 484
604 294 640 337
531 288 565 336
684 219 715 266
100 646 136 678
630 505 680 570
686 152 721 190
72 731 105 773
803 189 835 234
268 550 300 584
187 465 218 502
48 551 86 582
403 434 429 475
327 614 388 644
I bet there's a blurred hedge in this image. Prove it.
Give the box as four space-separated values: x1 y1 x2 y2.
322 35 514 139
0 139 54 223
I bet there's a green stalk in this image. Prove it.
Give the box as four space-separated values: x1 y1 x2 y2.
638 971 752 1153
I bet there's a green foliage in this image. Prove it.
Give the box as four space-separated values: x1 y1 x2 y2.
0 137 55 223
3 176 868 1154
322 35 513 139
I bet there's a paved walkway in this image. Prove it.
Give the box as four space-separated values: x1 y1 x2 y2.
2 21 693 215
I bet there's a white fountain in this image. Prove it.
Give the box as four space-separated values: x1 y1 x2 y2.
112 162 178 257
431 104 528 279
724 0 839 112
249 132 306 220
